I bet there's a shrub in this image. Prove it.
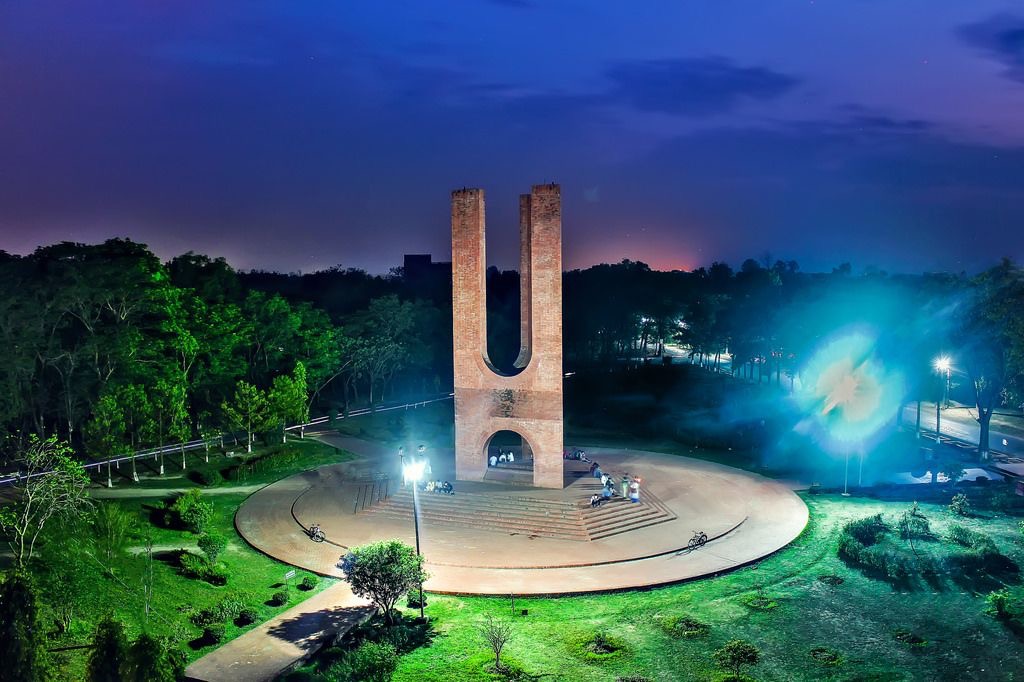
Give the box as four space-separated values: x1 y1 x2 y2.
300 575 318 591
170 489 214 533
987 589 1012 619
236 608 259 626
817 574 844 586
714 639 760 678
271 590 289 607
179 552 229 586
809 646 843 666
949 493 971 517
203 624 226 644
190 607 223 628
947 524 997 553
844 514 888 545
325 641 397 682
893 629 927 646
657 614 710 638
190 468 225 487
216 592 249 621
198 532 228 564
577 631 627 661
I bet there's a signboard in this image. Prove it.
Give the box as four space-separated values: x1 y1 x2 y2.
284 570 296 581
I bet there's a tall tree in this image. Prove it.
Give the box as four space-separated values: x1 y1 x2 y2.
221 381 269 452
268 363 309 442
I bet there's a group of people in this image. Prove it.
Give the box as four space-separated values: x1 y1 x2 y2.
563 448 591 462
421 479 454 495
488 449 517 467
587 463 641 507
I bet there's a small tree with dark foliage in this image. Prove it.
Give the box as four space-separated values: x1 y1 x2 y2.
86 615 130 682
714 639 760 679
338 541 427 625
0 572 43 682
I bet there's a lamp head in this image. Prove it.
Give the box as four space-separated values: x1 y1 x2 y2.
403 459 427 482
934 356 951 373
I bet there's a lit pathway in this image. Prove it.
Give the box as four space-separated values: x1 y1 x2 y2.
184 582 373 682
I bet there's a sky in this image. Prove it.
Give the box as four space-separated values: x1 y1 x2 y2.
2 1 1024 275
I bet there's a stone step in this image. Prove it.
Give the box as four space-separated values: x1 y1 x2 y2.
364 504 588 541
380 490 581 524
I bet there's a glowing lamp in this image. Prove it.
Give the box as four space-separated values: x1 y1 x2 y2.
403 459 427 483
934 356 951 373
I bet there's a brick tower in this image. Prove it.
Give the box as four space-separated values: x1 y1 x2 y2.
451 184 564 488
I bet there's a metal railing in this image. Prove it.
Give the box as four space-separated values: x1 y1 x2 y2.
0 393 454 487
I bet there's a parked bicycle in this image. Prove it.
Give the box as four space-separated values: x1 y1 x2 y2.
688 530 708 550
309 524 326 543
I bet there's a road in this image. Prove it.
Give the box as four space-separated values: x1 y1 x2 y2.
901 401 1024 456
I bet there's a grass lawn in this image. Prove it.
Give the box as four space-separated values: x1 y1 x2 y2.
23 438 353 679
382 495 1024 682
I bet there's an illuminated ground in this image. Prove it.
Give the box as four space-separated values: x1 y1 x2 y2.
235 433 807 594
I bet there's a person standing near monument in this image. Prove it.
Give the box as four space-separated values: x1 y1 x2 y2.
621 474 631 498
629 477 641 503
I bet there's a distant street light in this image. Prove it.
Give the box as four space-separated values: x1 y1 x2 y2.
402 458 427 619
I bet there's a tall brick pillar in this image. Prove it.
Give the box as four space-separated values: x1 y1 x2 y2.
451 184 564 488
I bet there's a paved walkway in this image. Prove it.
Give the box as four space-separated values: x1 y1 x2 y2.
91 484 265 499
184 582 373 682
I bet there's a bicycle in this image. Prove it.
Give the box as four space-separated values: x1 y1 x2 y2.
687 530 708 550
309 526 326 543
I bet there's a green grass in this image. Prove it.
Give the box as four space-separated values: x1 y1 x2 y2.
24 439 352 679
383 495 1024 682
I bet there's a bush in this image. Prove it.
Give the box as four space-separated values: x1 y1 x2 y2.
987 589 1012 619
216 592 249 621
893 629 927 646
203 624 226 644
300 575 318 591
191 468 225 487
844 514 888 545
236 608 259 626
947 524 998 553
809 646 843 666
657 614 710 638
575 631 627 661
324 641 398 682
271 590 289 607
170 489 214 533
179 552 229 586
714 639 760 678
198 532 228 563
190 607 223 628
949 493 971 517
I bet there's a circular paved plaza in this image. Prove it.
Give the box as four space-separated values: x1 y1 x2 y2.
235 434 807 595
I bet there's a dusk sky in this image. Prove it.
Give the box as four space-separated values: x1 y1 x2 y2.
2 1 1024 274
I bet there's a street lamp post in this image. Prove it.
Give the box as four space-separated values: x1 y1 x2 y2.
402 459 427 620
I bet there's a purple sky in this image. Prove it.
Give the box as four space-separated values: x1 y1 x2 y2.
2 1 1023 274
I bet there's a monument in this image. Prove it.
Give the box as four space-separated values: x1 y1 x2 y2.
451 184 564 488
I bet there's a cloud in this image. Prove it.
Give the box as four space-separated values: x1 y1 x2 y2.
958 14 1024 83
603 57 799 116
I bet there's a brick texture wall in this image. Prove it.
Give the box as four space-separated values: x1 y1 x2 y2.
451 184 564 488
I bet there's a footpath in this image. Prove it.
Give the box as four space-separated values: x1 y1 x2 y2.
184 582 373 682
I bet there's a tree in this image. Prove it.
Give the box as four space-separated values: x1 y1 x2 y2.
956 261 1024 458
714 639 760 679
0 435 91 568
268 362 309 442
170 489 213 534
86 615 130 682
479 614 513 670
0 572 43 682
338 540 427 625
221 380 268 453
197 531 227 564
120 634 181 682
91 503 136 574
